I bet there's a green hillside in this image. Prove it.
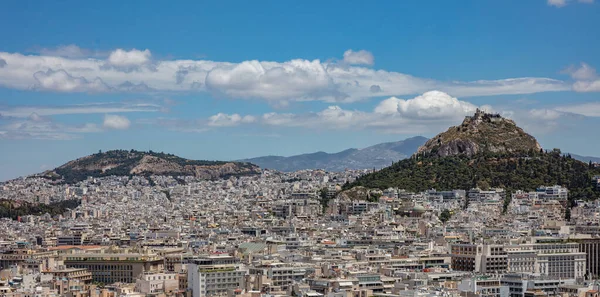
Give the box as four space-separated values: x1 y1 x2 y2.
347 149 600 202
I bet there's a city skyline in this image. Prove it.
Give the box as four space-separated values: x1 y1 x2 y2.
2 0 600 181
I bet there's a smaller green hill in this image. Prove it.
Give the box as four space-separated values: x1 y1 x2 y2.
347 149 600 202
40 149 260 184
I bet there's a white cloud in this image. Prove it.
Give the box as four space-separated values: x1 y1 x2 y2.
207 113 256 127
27 112 45 122
343 49 374 66
0 48 572 102
573 80 600 92
548 0 567 7
0 102 161 118
529 109 562 120
162 91 488 134
0 114 101 140
548 0 594 6
563 63 600 92
107 48 151 67
103 114 131 130
205 59 339 101
564 63 597 80
391 91 477 119
555 102 600 117
374 97 403 115
33 69 109 92
373 91 477 120
37 44 106 59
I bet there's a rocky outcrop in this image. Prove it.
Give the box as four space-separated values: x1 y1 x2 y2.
416 110 541 157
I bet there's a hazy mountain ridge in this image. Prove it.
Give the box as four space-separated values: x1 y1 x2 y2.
571 154 600 164
241 136 428 172
38 150 260 184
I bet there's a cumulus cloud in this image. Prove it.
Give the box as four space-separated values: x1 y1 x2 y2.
563 63 600 92
103 114 131 130
107 48 151 67
33 69 110 92
343 49 374 66
373 91 477 119
564 63 597 80
157 91 489 134
0 48 573 102
205 59 341 101
0 58 6 68
207 113 256 127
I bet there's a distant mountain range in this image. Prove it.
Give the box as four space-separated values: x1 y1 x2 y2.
240 136 428 172
571 154 600 164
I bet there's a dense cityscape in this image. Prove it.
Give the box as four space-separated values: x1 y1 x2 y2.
0 162 599 297
2 1 600 297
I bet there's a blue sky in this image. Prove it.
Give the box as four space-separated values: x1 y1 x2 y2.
1 0 600 181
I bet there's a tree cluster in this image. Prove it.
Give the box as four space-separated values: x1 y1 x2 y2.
347 150 600 205
0 199 81 220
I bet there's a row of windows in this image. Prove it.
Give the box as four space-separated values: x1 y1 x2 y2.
146 274 175 281
68 264 134 271
205 278 241 283
95 277 133 283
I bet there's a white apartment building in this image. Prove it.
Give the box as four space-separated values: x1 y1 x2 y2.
135 272 179 295
506 245 537 274
468 188 505 202
252 264 316 291
187 262 247 297
450 239 586 279
501 274 573 297
458 277 508 297
536 185 569 200
528 238 586 279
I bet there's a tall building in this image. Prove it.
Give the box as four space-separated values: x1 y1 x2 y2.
450 239 586 279
528 238 586 279
187 256 247 297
